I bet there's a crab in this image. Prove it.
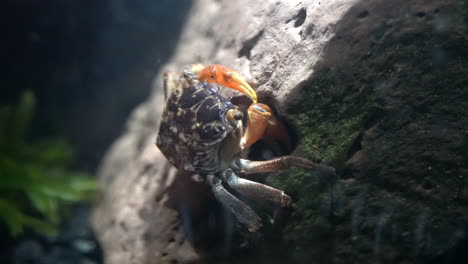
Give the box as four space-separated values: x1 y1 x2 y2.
156 64 334 232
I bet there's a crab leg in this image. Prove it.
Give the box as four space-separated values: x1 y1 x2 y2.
232 156 336 175
219 169 292 208
207 174 262 232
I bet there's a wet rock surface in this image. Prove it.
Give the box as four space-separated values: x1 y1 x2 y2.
92 0 468 263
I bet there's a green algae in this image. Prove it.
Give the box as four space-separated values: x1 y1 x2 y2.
221 2 468 263
266 2 468 262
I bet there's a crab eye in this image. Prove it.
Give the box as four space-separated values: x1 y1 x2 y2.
210 75 215 79
226 109 243 122
233 111 243 120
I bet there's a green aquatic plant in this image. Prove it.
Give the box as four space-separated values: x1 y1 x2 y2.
0 91 96 237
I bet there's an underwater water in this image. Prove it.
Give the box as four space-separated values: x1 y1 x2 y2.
2 0 467 264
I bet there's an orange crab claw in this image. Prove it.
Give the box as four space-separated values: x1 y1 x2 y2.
241 103 272 149
264 116 292 152
242 103 292 151
199 64 258 103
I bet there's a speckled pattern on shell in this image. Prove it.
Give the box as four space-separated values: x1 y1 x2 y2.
156 81 237 173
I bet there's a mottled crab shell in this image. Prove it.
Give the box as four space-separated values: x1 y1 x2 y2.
156 81 237 173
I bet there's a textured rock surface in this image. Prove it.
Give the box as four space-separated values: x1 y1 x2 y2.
92 0 468 263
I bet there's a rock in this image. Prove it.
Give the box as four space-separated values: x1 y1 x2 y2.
92 0 468 263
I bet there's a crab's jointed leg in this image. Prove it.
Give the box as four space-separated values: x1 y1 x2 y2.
219 169 292 208
207 174 262 232
232 156 336 175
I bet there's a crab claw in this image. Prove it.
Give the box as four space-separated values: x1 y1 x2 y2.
241 103 292 151
199 64 258 103
241 103 272 149
264 116 293 152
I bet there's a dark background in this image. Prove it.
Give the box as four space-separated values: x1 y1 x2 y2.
1 0 193 172
1 0 193 263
